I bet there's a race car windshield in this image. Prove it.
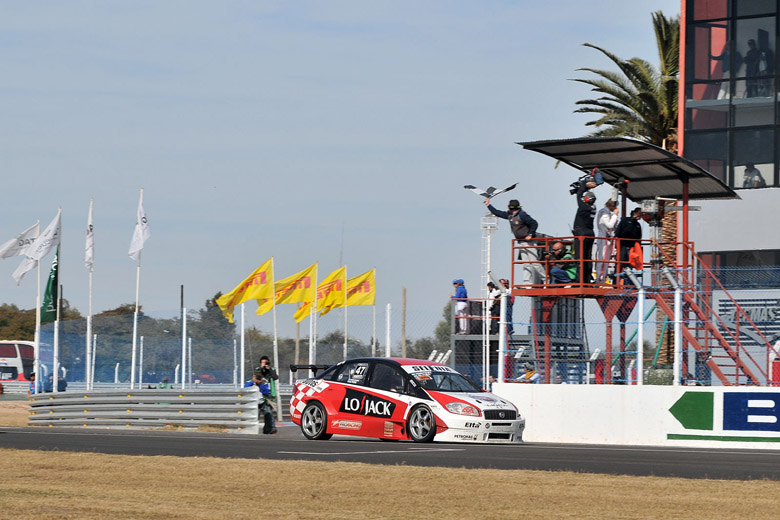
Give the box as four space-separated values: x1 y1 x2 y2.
412 371 482 392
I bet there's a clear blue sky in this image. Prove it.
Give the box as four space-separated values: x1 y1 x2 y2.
0 1 680 341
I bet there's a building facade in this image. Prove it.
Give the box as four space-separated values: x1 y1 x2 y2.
682 0 780 272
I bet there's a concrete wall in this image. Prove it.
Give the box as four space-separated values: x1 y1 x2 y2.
493 383 780 449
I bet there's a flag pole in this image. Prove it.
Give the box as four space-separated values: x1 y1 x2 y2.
33 221 41 394
130 188 144 389
343 267 348 361
310 265 318 369
52 251 61 393
271 269 282 422
240 303 245 385
86 197 94 390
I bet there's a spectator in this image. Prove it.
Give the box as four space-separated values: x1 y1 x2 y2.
516 362 540 384
743 163 766 188
244 355 279 434
157 376 172 389
484 198 541 286
594 199 619 282
615 207 643 279
451 279 469 334
26 372 38 397
487 282 501 334
44 375 67 393
546 241 576 285
499 278 515 335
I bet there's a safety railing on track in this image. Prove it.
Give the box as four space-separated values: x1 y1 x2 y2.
28 387 262 433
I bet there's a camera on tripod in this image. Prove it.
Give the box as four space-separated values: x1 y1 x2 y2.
569 168 604 195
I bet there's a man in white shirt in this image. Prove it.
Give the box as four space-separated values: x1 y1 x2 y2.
594 199 619 283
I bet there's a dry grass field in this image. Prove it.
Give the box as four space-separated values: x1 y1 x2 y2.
2 401 780 519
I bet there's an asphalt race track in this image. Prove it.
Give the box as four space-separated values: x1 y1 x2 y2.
3 423 780 481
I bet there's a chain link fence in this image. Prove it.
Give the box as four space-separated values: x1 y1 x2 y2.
36 304 448 388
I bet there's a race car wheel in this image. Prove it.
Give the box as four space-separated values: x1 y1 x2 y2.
301 401 332 440
408 405 435 442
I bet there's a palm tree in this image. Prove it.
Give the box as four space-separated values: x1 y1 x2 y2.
573 11 681 367
572 11 679 152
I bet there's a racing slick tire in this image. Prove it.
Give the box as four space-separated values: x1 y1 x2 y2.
408 405 436 443
300 401 332 440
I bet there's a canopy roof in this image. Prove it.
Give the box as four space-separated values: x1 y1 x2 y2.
517 137 739 201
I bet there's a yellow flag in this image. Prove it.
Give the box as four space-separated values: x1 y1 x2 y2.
256 263 317 316
293 266 346 322
320 268 375 317
317 266 347 312
347 268 376 306
216 258 274 323
293 301 313 323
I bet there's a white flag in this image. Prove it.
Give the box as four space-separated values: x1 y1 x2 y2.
12 256 37 285
85 198 94 271
25 208 61 261
128 192 150 261
0 223 37 259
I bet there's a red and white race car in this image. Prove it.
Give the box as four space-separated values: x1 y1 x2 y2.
290 357 525 443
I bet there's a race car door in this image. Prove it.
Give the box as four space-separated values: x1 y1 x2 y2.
358 361 413 439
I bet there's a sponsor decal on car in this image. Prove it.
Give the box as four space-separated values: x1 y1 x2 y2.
331 419 362 430
405 365 457 373
339 388 397 418
454 434 478 441
384 421 394 437
464 422 481 429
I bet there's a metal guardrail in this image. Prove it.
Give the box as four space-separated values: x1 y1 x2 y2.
28 387 262 433
0 381 29 395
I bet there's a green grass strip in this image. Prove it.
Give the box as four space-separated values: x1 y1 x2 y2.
668 433 780 443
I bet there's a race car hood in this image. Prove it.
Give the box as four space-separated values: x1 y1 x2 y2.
427 390 516 412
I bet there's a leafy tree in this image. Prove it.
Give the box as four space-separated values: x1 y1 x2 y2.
187 293 236 340
572 11 679 151
0 304 36 340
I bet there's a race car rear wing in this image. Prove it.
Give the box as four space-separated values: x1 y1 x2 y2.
289 364 332 377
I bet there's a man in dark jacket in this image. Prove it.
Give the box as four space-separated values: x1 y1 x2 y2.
244 355 279 434
485 198 541 286
615 207 643 277
573 177 597 284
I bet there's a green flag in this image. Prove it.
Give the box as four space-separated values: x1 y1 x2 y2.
41 247 59 323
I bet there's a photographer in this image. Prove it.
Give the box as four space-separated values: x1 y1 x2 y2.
244 355 279 434
545 241 576 285
572 172 599 284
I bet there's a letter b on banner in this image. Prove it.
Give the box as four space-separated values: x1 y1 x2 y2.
723 392 780 432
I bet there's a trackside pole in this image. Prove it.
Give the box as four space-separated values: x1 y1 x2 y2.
240 304 245 386
181 307 187 389
385 303 391 357
498 291 507 384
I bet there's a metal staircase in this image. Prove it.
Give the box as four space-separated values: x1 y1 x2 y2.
650 245 774 385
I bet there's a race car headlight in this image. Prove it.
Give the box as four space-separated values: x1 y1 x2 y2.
445 402 481 416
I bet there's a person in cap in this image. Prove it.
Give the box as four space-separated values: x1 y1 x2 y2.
450 279 469 334
483 198 541 286
573 174 598 284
